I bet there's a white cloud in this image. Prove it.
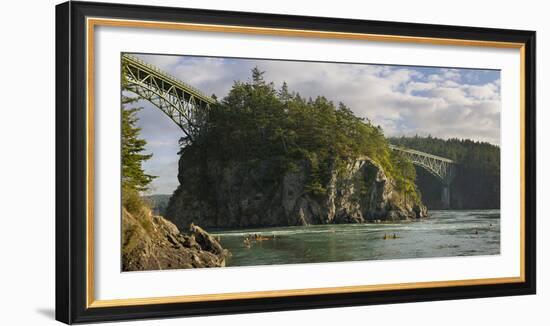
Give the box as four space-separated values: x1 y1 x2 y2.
440 68 461 81
250 61 500 144
428 74 442 82
461 83 499 100
442 80 459 88
131 55 502 193
135 55 501 145
405 81 437 94
134 53 180 71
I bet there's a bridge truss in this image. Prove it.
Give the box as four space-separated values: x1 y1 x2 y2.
389 145 456 208
389 145 456 185
122 54 216 142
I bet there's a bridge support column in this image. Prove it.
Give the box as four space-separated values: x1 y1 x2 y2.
441 184 451 209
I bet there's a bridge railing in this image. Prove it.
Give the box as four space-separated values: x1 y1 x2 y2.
122 54 216 104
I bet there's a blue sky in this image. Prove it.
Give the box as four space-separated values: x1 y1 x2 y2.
129 54 501 195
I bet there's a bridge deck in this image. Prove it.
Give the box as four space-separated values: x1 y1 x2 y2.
122 54 216 105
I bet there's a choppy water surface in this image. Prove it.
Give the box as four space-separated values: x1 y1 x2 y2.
211 210 500 267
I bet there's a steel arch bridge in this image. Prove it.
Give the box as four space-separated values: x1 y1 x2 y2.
389 145 456 184
122 54 216 142
389 145 456 208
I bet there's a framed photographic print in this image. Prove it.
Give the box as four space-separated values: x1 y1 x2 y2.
55 1 536 324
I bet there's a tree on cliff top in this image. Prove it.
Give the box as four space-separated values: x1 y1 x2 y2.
121 95 156 193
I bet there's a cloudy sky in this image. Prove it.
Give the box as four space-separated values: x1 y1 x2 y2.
129 53 501 195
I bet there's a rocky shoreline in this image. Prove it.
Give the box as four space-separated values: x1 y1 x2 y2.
122 207 230 271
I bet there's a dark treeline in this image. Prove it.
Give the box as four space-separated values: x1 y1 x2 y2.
389 136 500 209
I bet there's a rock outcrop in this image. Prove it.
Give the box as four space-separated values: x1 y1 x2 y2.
166 154 427 229
122 206 230 271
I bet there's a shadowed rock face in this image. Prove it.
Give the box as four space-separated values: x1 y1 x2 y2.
165 154 427 230
122 207 230 271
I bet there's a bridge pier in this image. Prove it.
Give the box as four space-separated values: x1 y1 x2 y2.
441 184 451 209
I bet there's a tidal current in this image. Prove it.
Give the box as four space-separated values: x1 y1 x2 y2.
211 210 500 267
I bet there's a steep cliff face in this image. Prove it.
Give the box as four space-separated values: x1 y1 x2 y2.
165 155 427 229
122 206 230 271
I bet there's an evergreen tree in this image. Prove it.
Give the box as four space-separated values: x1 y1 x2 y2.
278 81 292 102
121 96 156 192
251 66 265 86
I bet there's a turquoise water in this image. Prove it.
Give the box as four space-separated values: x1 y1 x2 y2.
211 210 500 267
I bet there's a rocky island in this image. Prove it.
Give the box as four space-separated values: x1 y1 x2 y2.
164 69 427 230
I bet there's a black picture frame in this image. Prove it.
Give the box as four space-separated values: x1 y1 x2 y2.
56 1 536 324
